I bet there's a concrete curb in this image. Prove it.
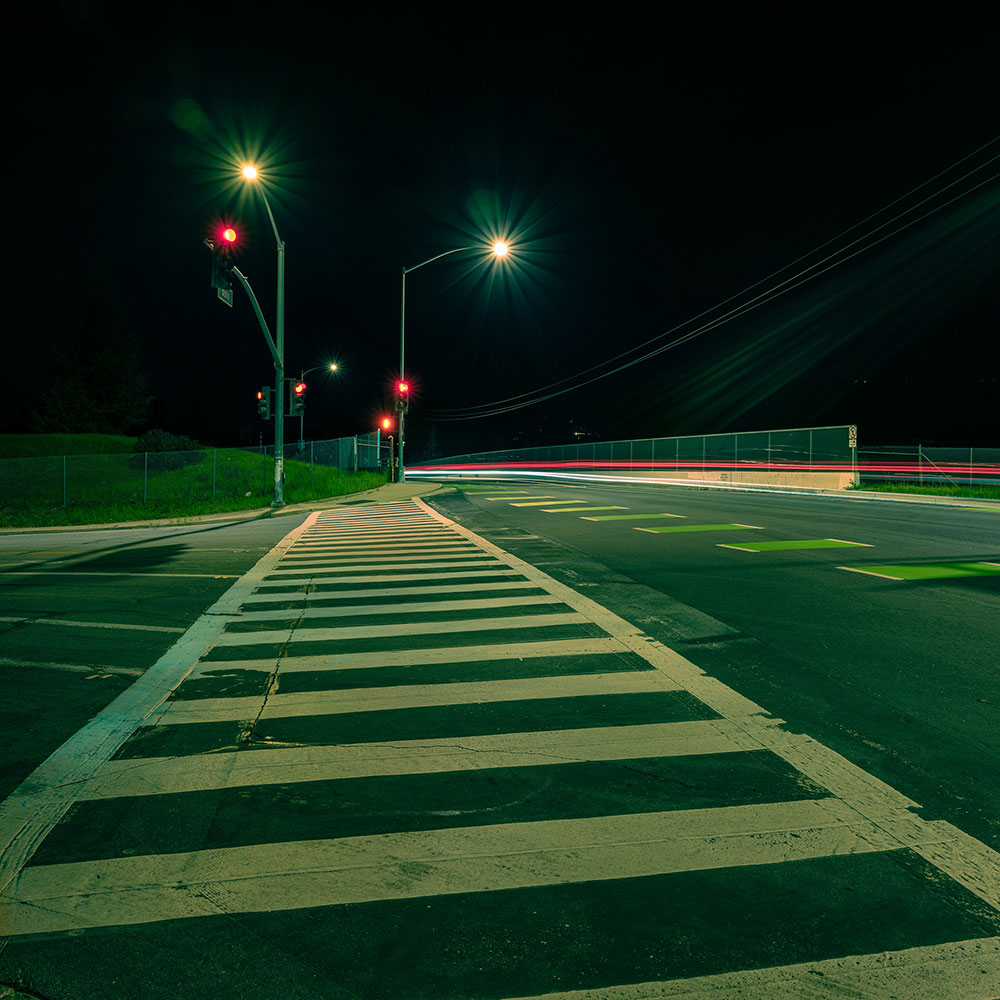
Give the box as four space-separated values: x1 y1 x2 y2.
0 481 452 535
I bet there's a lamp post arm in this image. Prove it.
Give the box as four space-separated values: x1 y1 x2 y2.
256 185 284 251
231 267 279 365
402 246 476 275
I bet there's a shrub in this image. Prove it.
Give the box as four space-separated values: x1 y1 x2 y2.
130 429 204 471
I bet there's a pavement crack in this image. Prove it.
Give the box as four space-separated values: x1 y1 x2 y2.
239 603 310 749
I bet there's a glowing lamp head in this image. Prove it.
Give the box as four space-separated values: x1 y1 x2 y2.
241 165 258 181
381 418 392 430
491 241 509 257
329 363 339 372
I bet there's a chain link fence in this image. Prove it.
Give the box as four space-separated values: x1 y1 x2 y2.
858 445 1000 487
0 431 388 510
413 425 858 489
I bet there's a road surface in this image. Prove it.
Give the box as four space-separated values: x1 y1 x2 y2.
0 485 997 998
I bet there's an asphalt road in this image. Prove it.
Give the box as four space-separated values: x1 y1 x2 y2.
428 481 1000 854
0 514 309 801
0 485 997 999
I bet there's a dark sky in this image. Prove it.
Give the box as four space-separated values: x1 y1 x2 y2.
8 6 1000 454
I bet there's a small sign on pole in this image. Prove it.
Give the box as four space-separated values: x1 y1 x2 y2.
848 425 857 449
218 287 233 308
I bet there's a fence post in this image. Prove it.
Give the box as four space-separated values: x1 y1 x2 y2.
970 447 974 487
144 452 148 503
63 455 67 507
310 440 314 485
212 450 217 499
918 444 923 488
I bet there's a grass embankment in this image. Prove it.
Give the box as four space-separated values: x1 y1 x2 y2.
0 435 386 528
852 481 1000 501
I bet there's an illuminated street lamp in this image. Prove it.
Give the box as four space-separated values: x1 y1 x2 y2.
241 164 286 507
294 362 340 450
398 241 509 481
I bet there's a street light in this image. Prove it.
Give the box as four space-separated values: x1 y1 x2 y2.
398 241 509 481
295 362 340 450
241 164 286 507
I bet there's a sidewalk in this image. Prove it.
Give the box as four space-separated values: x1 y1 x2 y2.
0 480 452 535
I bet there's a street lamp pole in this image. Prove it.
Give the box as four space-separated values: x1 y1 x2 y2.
243 166 285 508
297 362 339 451
398 243 508 482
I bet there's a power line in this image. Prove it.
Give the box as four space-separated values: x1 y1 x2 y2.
427 134 1000 420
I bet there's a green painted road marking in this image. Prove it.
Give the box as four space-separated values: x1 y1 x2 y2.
718 538 873 553
957 506 1000 513
486 495 553 501
839 561 1000 581
582 513 685 522
636 523 765 534
510 500 582 507
541 506 628 513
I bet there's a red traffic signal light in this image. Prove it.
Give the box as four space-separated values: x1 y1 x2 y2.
396 381 409 395
222 227 237 243
256 386 272 419
289 380 307 416
380 417 393 430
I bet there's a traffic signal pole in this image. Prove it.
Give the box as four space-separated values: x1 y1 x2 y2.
398 266 407 482
273 236 285 507
216 256 283 506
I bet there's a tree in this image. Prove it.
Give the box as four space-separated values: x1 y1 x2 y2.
33 271 150 435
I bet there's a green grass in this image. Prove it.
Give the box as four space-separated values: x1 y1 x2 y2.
853 481 1000 501
0 448 386 528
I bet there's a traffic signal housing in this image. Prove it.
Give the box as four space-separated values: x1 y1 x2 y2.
395 379 410 411
256 386 272 420
289 380 307 416
211 248 234 291
209 226 238 290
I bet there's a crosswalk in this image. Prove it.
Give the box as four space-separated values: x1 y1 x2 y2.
1 498 998 998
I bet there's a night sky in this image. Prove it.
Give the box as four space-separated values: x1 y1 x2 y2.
8 8 1000 457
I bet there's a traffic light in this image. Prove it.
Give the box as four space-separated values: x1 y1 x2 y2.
210 226 238 290
380 417 393 431
211 248 234 290
256 386 272 420
395 379 410 411
289 380 307 416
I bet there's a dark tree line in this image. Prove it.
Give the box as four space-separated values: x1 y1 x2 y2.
32 273 150 435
